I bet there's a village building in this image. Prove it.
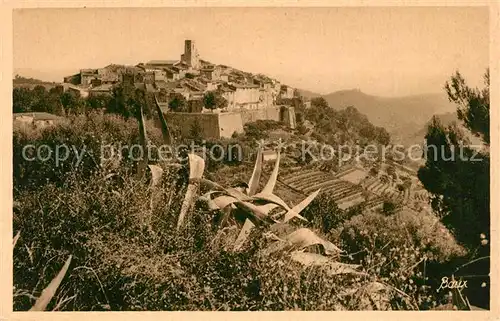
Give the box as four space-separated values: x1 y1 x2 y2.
80 69 99 86
165 68 181 81
62 83 89 98
88 84 114 97
13 112 63 128
200 64 221 80
58 39 298 137
221 83 261 110
145 60 178 70
180 40 201 69
97 64 123 83
280 85 295 99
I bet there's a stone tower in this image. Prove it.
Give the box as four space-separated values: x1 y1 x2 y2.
181 40 200 69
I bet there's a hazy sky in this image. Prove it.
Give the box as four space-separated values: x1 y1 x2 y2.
13 7 489 96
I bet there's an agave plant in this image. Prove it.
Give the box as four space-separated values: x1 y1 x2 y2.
136 98 362 275
198 148 319 228
179 147 364 276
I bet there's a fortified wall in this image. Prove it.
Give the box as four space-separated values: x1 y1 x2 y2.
159 106 296 139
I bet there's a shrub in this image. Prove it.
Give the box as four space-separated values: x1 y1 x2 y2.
339 210 467 309
300 194 354 236
13 166 188 310
13 112 164 194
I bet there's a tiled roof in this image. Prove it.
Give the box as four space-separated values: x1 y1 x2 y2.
220 85 235 93
231 83 260 89
174 62 189 69
147 60 178 65
80 69 97 74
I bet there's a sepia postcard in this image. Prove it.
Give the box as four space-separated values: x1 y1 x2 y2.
1 1 499 320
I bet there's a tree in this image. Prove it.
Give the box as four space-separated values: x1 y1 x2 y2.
168 93 187 112
386 165 397 181
445 69 489 144
107 83 152 119
60 91 85 115
108 83 135 118
310 97 329 109
418 69 489 249
203 90 228 111
189 119 203 141
382 200 397 215
13 88 33 113
87 95 111 110
374 126 391 146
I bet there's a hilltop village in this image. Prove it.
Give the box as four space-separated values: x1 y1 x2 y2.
60 40 305 138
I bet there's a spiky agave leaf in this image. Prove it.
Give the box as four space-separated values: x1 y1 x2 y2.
282 189 321 223
147 164 164 188
286 228 342 255
30 255 72 311
234 201 272 223
261 149 281 194
154 94 173 145
225 187 253 202
255 203 280 215
198 191 224 210
212 195 239 210
13 230 21 248
247 147 263 196
263 228 342 256
177 154 205 231
290 251 365 276
233 218 255 251
252 192 290 211
136 104 149 180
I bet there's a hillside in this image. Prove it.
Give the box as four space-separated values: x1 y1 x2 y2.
13 74 59 90
399 111 484 148
321 89 456 145
400 112 458 146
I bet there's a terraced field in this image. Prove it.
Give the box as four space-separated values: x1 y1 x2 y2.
281 167 425 212
336 167 368 185
281 169 366 210
410 188 430 202
362 177 401 201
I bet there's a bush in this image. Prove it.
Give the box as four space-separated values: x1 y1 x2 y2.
300 194 358 236
13 110 474 311
339 210 467 309
13 112 164 194
13 169 370 310
13 166 188 310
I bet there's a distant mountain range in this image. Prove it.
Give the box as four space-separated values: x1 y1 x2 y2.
299 88 457 146
399 112 458 146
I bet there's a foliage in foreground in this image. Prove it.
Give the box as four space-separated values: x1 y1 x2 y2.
13 102 475 310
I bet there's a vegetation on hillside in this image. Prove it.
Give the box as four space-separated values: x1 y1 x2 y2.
417 69 490 308
418 69 490 250
11 71 489 311
13 111 471 311
304 97 391 147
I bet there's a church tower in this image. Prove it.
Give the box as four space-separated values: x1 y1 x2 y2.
181 40 200 69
